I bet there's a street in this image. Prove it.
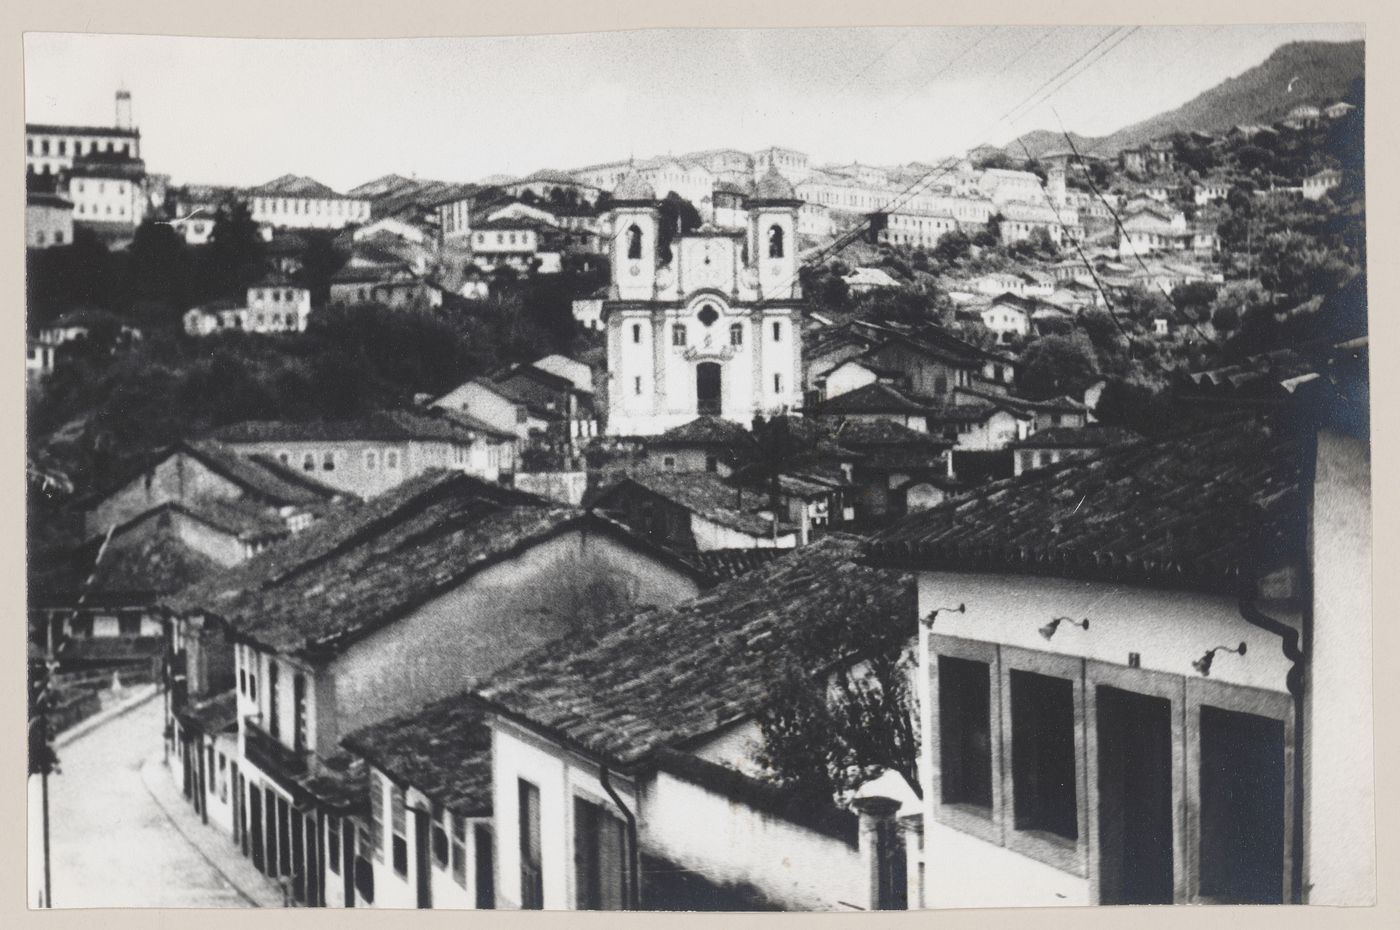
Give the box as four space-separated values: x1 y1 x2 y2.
30 695 255 908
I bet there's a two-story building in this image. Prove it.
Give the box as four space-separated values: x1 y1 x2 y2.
163 471 707 906
208 410 514 498
248 175 371 230
865 412 1365 907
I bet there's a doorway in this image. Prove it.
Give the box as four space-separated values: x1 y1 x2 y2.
1197 706 1285 903
696 362 722 416
1096 686 1175 904
413 808 433 908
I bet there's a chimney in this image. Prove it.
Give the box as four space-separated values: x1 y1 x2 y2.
115 88 133 131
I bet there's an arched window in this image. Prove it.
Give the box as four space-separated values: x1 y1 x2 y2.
768 225 785 258
626 224 643 260
672 324 687 347
729 323 744 346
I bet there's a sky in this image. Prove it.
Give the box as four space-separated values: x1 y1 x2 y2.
24 24 1364 192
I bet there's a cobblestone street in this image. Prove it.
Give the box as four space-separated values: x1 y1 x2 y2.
30 696 257 908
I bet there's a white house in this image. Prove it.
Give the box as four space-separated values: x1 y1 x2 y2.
247 175 371 230
979 295 1031 343
473 536 915 910
867 411 1371 907
1302 169 1342 201
162 472 707 907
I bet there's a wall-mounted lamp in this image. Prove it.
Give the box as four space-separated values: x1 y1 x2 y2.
1193 642 1247 677
921 603 966 628
1039 616 1090 641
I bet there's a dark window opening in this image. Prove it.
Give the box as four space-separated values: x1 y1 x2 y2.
474 825 495 909
697 304 719 327
1010 670 1078 841
1198 706 1285 904
729 323 743 346
626 224 642 260
520 780 544 909
1096 686 1175 904
768 224 785 258
939 655 993 811
574 797 629 910
267 662 280 740
432 820 449 869
696 362 722 416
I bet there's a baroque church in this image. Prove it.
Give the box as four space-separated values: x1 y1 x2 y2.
603 167 806 436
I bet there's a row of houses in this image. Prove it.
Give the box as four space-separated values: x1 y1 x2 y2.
149 336 1371 910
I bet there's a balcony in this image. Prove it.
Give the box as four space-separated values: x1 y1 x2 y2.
243 716 308 778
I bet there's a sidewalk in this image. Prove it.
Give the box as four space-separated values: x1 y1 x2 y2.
139 753 288 907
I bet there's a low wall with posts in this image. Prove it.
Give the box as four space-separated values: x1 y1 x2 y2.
641 750 868 911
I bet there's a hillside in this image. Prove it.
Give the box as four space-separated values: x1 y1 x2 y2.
1008 40 1364 159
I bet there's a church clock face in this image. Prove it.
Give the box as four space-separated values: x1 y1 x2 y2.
629 263 641 277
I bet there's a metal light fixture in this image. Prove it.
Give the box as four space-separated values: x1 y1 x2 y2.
1193 642 1247 677
921 603 966 628
1039 616 1090 640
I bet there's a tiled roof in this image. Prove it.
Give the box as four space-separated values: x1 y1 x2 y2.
683 547 788 583
199 479 581 657
474 535 915 768
294 752 370 814
828 417 949 448
1007 425 1138 450
177 497 291 542
342 699 493 816
90 520 224 598
26 123 139 138
816 382 930 415
866 416 1305 593
176 689 239 735
598 472 796 537
651 416 757 450
249 174 354 200
162 471 547 621
752 167 799 202
613 170 656 201
208 409 488 446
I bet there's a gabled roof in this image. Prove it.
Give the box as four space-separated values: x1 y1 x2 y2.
208 409 490 446
342 700 493 816
595 472 796 538
816 382 930 416
167 471 581 656
650 416 757 450
867 415 1304 593
249 174 354 200
1007 425 1138 450
472 536 915 769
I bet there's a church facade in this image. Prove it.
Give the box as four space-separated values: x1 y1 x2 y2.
603 168 805 436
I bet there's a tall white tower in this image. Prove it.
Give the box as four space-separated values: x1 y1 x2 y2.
115 88 133 131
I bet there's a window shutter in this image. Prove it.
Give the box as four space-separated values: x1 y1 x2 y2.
368 772 385 861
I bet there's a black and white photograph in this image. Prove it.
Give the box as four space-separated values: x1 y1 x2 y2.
23 16 1374 912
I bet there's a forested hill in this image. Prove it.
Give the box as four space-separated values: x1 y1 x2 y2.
1007 40 1364 158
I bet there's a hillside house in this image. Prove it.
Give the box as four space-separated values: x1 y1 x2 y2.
843 267 901 294
209 410 513 497
826 418 954 524
639 416 756 475
1008 425 1136 475
160 472 708 906
26 187 74 248
980 295 1032 342
329 258 443 309
247 174 371 230
1302 169 1342 201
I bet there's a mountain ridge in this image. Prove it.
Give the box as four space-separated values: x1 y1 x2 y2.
1005 39 1364 159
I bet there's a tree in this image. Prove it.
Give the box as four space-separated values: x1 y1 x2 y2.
1170 281 1219 323
933 229 972 264
758 646 921 803
1016 334 1100 400
205 199 266 297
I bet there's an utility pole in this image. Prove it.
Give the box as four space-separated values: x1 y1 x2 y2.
30 654 58 908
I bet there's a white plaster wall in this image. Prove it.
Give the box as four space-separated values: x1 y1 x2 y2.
915 573 1294 693
690 513 797 551
824 361 878 399
1305 430 1375 904
491 722 640 910
922 818 1089 907
325 530 700 750
641 770 865 911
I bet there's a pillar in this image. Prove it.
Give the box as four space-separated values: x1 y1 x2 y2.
854 795 906 910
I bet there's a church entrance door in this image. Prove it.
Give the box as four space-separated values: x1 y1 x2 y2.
696 362 722 416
